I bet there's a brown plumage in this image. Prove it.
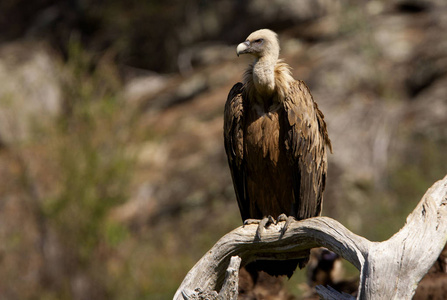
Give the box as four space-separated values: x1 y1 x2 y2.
224 29 332 278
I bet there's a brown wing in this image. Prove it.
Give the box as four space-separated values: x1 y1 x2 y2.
224 82 250 221
283 80 332 219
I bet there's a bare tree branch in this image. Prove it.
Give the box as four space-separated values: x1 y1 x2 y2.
174 175 447 299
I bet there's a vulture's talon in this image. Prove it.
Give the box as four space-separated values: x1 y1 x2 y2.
276 213 288 223
255 215 275 241
279 215 296 238
244 216 275 241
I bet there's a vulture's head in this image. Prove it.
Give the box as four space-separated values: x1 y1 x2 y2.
236 29 280 60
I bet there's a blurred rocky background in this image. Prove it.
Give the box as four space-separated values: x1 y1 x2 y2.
0 0 446 299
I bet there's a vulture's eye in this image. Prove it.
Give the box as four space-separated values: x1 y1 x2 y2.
254 39 264 44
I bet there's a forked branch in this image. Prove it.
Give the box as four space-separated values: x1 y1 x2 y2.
174 175 447 299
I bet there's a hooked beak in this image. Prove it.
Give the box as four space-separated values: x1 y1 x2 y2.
236 41 251 57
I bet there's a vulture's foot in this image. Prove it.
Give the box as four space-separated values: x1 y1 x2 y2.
243 216 275 241
277 214 296 238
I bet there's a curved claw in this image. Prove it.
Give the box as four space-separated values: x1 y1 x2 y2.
243 216 275 241
255 215 275 241
278 215 295 238
276 213 288 223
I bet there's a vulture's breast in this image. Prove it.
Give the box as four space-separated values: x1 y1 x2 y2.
243 104 294 218
245 106 282 165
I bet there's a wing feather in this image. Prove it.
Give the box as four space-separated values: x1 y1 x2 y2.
283 80 331 219
224 83 249 221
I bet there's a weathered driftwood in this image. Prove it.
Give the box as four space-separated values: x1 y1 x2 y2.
174 175 447 300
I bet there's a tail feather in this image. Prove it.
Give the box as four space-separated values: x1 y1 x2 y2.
245 257 308 280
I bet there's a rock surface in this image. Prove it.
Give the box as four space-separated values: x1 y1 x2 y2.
0 42 62 145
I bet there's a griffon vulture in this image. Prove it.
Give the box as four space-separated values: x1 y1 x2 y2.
224 29 332 278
